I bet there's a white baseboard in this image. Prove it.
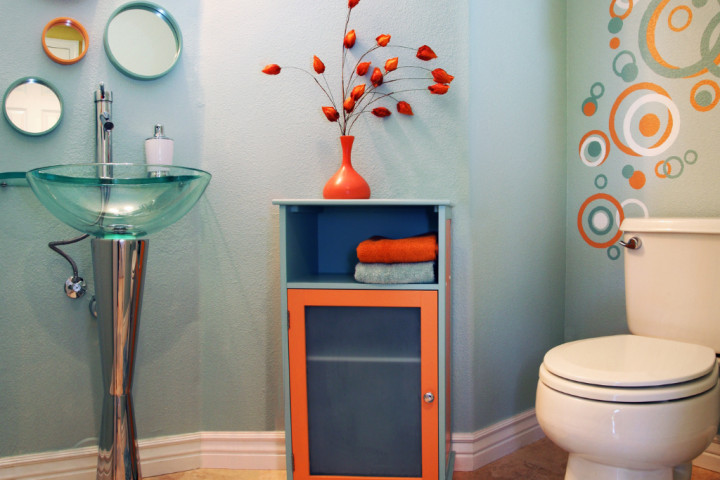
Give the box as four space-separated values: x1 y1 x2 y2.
0 432 285 480
198 431 285 471
451 408 545 471
0 413 540 479
17 411 719 478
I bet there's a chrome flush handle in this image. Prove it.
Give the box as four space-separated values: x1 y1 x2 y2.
619 236 642 249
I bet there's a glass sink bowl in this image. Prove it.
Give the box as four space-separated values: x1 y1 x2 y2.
26 163 211 238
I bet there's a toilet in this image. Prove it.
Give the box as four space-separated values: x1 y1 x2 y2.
536 218 720 480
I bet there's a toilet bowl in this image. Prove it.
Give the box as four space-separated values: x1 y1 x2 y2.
537 218 720 479
537 334 720 480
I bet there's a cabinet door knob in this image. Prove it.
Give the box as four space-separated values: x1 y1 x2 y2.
423 392 435 403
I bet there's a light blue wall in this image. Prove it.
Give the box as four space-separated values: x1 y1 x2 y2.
468 1 567 429
1 0 478 456
1 0 576 458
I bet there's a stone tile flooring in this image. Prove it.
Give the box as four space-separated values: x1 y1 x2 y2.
147 437 720 479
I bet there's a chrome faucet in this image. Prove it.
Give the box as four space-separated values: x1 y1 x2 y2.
95 82 114 167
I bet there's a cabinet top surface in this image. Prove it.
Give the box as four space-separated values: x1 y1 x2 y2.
272 198 453 207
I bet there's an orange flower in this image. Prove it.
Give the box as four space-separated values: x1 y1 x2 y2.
313 56 325 74
384 57 398 72
428 83 450 95
376 34 391 47
431 68 454 84
344 29 356 49
370 67 383 86
416 45 437 61
356 61 371 76
397 101 414 115
322 106 339 122
351 84 366 100
262 64 281 75
262 6 454 136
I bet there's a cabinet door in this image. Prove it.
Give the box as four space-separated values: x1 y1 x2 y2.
288 289 438 480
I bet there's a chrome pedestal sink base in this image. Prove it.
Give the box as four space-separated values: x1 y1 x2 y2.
92 238 148 480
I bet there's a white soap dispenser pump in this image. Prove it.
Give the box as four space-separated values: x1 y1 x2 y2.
145 124 174 176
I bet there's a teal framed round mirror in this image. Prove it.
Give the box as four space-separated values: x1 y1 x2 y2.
2 77 63 136
104 2 182 80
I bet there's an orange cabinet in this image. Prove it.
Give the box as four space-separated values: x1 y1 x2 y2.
274 200 453 480
288 289 438 480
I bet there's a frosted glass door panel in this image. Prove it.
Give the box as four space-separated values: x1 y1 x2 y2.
305 306 421 477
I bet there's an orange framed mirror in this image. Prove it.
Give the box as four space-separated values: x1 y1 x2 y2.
42 17 89 65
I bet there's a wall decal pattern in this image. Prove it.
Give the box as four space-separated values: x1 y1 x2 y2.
576 0 718 259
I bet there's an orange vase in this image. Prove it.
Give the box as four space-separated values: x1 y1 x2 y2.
322 135 371 199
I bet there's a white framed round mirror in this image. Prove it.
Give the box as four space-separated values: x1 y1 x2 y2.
104 2 182 80
3 77 63 136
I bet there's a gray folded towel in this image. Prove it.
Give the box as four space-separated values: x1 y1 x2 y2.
354 261 435 284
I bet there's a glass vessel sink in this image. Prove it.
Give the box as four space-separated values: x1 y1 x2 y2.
26 163 211 238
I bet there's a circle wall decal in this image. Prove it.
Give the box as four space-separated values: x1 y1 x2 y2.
579 130 610 166
640 1 720 79
611 0 634 20
610 82 680 157
607 245 621 260
595 174 608 189
668 5 692 32
690 79 720 111
615 198 649 227
662 155 685 178
578 193 625 248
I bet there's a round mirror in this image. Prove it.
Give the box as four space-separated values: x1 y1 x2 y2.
3 77 63 136
42 17 89 65
104 2 182 80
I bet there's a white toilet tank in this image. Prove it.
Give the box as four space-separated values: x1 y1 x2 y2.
622 218 720 352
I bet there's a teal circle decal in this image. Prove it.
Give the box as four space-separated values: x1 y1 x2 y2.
594 174 608 189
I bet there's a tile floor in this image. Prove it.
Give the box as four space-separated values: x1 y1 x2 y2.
147 437 720 479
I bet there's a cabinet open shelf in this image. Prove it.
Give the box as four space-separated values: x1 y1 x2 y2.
274 199 450 286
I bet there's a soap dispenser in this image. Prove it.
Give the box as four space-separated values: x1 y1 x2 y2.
145 124 174 176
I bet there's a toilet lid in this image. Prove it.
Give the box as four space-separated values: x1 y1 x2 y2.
543 335 716 387
539 363 718 402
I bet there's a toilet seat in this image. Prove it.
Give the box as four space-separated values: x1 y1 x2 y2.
540 335 718 403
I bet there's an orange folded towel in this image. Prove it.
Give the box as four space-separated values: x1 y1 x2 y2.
356 233 438 264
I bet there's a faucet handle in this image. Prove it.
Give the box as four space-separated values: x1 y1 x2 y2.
95 82 113 102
